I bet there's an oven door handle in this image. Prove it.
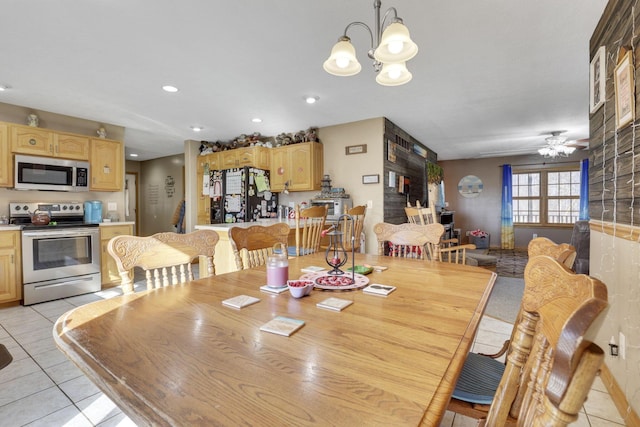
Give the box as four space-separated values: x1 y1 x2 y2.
22 229 99 238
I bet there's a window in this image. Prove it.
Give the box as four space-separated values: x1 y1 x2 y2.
513 169 580 226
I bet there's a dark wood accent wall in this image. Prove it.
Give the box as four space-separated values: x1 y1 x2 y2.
383 118 438 224
589 0 640 225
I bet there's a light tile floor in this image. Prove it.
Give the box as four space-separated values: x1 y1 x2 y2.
0 285 625 426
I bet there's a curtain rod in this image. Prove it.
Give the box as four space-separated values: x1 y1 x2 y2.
499 160 582 168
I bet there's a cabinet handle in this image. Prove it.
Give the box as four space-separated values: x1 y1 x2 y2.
29 138 37 146
11 254 14 264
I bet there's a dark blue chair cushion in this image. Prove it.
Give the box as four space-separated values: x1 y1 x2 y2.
287 246 314 257
452 352 506 405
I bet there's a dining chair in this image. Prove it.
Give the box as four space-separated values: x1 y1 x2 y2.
107 229 219 294
528 236 577 269
341 205 366 252
0 344 12 371
229 223 290 270
289 204 328 256
448 255 608 426
373 222 444 259
479 237 579 361
404 203 435 225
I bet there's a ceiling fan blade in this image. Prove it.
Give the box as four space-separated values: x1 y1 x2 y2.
564 138 589 148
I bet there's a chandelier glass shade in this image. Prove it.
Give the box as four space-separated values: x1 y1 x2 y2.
323 1 418 86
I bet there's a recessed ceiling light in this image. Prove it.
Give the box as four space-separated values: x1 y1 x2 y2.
129 153 139 158
252 118 263 123
162 85 179 93
304 96 319 104
191 126 203 132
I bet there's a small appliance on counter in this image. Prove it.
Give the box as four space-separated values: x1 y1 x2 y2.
84 200 103 224
310 174 352 222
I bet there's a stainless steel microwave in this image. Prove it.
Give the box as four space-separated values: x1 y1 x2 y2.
310 197 353 221
14 154 90 192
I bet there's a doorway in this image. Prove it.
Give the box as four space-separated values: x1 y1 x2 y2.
125 172 139 235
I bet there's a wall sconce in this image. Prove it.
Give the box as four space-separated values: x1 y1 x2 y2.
323 0 418 86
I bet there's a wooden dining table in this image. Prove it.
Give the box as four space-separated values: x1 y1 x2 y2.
54 252 496 426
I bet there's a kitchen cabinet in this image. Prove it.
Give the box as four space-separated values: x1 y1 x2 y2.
196 154 212 224
52 132 90 160
10 124 53 156
90 138 124 191
0 123 11 187
0 230 22 304
100 224 133 287
270 142 323 192
220 147 270 169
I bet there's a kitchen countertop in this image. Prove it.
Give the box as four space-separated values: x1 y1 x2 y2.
98 221 135 227
195 218 297 232
0 225 22 231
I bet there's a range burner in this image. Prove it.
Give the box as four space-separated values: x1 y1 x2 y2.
9 201 96 229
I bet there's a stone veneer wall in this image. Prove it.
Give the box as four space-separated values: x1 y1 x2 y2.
589 0 640 422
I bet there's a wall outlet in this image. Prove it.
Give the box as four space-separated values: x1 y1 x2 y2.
532 233 538 239
366 200 373 209
466 231 470 236
619 332 626 360
107 202 117 211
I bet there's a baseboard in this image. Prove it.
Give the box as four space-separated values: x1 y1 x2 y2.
601 363 640 426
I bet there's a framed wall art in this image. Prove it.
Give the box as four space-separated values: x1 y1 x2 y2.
590 46 606 113
362 174 379 184
345 144 367 155
614 49 635 129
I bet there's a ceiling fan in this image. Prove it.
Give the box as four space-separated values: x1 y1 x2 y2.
538 131 588 158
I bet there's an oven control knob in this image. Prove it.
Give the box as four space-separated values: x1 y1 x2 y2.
23 205 29 211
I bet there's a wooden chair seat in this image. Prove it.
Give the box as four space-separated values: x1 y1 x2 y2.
229 223 290 270
107 230 219 294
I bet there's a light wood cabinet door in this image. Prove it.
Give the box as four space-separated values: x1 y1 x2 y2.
220 150 239 169
100 225 133 286
0 123 11 187
53 133 90 160
196 155 211 224
10 124 53 156
90 138 123 191
270 142 323 192
0 231 21 303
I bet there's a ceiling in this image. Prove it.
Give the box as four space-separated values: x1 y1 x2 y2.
0 1 608 162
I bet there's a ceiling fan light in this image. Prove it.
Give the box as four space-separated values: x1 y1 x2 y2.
538 147 551 156
323 37 362 76
376 62 412 86
374 22 418 63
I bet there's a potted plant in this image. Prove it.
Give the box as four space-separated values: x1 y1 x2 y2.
427 162 444 184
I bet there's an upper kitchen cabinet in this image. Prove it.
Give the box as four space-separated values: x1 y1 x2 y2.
53 132 90 160
0 123 11 187
220 146 270 170
10 124 53 156
270 142 323 192
90 138 123 191
10 124 89 160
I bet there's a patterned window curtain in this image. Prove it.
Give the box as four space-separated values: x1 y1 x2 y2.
501 164 515 249
579 159 590 221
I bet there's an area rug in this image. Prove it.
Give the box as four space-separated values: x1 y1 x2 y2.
484 276 524 323
488 248 528 278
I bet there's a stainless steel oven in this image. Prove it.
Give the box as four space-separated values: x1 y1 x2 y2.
10 202 101 305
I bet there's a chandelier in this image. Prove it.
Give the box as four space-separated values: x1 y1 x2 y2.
322 0 418 86
538 132 576 158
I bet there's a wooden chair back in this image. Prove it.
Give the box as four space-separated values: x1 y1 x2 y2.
433 243 477 264
229 223 290 270
294 205 327 256
528 237 577 269
341 205 366 252
405 200 438 224
484 255 608 426
107 230 219 294
373 222 444 259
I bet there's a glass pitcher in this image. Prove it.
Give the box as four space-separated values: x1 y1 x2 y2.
266 243 288 288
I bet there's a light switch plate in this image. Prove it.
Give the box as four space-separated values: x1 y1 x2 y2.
108 202 117 211
366 200 373 209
